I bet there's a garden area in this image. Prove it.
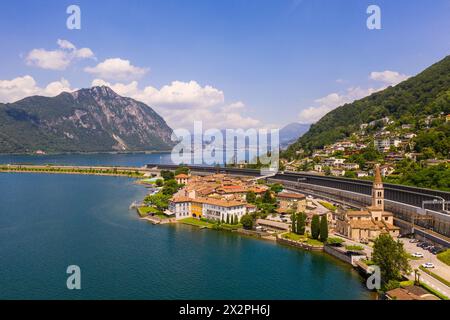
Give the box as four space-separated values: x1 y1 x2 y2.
281 232 324 246
437 249 450 266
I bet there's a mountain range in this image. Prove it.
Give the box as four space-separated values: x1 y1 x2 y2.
0 86 174 153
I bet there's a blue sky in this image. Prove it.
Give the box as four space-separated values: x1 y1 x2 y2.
0 0 449 130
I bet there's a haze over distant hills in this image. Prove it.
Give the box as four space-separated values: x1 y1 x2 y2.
285 55 450 157
279 123 310 149
0 86 174 153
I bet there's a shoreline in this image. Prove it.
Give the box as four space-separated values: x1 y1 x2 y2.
0 150 173 156
1 169 377 299
0 165 145 178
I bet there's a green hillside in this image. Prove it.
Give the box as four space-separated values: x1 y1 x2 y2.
285 55 450 157
0 86 174 153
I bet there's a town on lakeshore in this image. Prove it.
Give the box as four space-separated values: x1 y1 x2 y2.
135 163 450 300
281 114 450 188
1 0 449 306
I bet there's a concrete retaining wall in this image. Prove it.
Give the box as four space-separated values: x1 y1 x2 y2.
324 245 366 266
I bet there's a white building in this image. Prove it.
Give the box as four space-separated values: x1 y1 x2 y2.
374 138 402 152
343 163 360 170
175 174 190 185
356 171 369 178
201 198 247 222
168 196 192 220
330 168 346 177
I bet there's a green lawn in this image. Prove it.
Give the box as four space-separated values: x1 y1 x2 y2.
400 280 414 288
282 232 324 246
407 253 422 260
419 266 450 287
318 201 337 211
137 206 155 217
437 249 450 266
282 232 307 241
180 217 214 228
345 245 364 251
361 259 374 266
306 238 324 246
420 282 449 300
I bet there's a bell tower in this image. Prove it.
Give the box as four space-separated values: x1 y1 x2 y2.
372 164 384 211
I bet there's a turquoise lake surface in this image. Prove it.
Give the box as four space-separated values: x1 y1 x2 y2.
0 154 374 299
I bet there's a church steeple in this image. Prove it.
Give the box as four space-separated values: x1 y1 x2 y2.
372 164 384 210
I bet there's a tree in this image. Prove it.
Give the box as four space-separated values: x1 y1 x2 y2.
319 215 328 242
240 215 253 230
234 215 239 225
270 183 284 194
226 215 230 224
372 234 411 284
160 170 174 181
291 212 297 233
297 212 306 235
311 215 320 240
155 179 164 187
246 191 256 203
175 165 190 176
262 190 275 204
161 179 180 195
145 192 170 211
344 171 357 179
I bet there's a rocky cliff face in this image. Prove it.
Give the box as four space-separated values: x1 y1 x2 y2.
0 86 174 153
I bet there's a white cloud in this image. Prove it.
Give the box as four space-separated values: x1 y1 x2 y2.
298 69 409 124
57 39 76 50
298 86 381 124
85 58 148 81
0 75 74 103
25 39 95 70
91 79 262 129
369 70 409 85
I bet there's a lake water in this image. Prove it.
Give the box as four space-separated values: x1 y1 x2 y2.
0 154 374 299
0 152 174 167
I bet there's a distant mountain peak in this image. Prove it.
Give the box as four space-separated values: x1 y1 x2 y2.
0 86 174 153
71 86 119 100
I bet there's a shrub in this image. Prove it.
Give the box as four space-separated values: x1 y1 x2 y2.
311 215 320 240
240 215 254 230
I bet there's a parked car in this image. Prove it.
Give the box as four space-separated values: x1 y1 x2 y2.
431 247 443 255
422 262 435 269
416 242 424 247
412 252 424 258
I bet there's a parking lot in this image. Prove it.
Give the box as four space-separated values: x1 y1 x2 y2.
400 238 450 282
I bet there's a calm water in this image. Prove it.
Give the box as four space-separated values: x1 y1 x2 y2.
0 152 173 167
0 155 374 299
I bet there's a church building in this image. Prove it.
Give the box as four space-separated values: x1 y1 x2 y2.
336 164 400 242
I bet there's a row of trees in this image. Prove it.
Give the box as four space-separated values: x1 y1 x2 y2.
291 212 306 235
311 214 328 242
223 214 240 225
290 212 329 242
